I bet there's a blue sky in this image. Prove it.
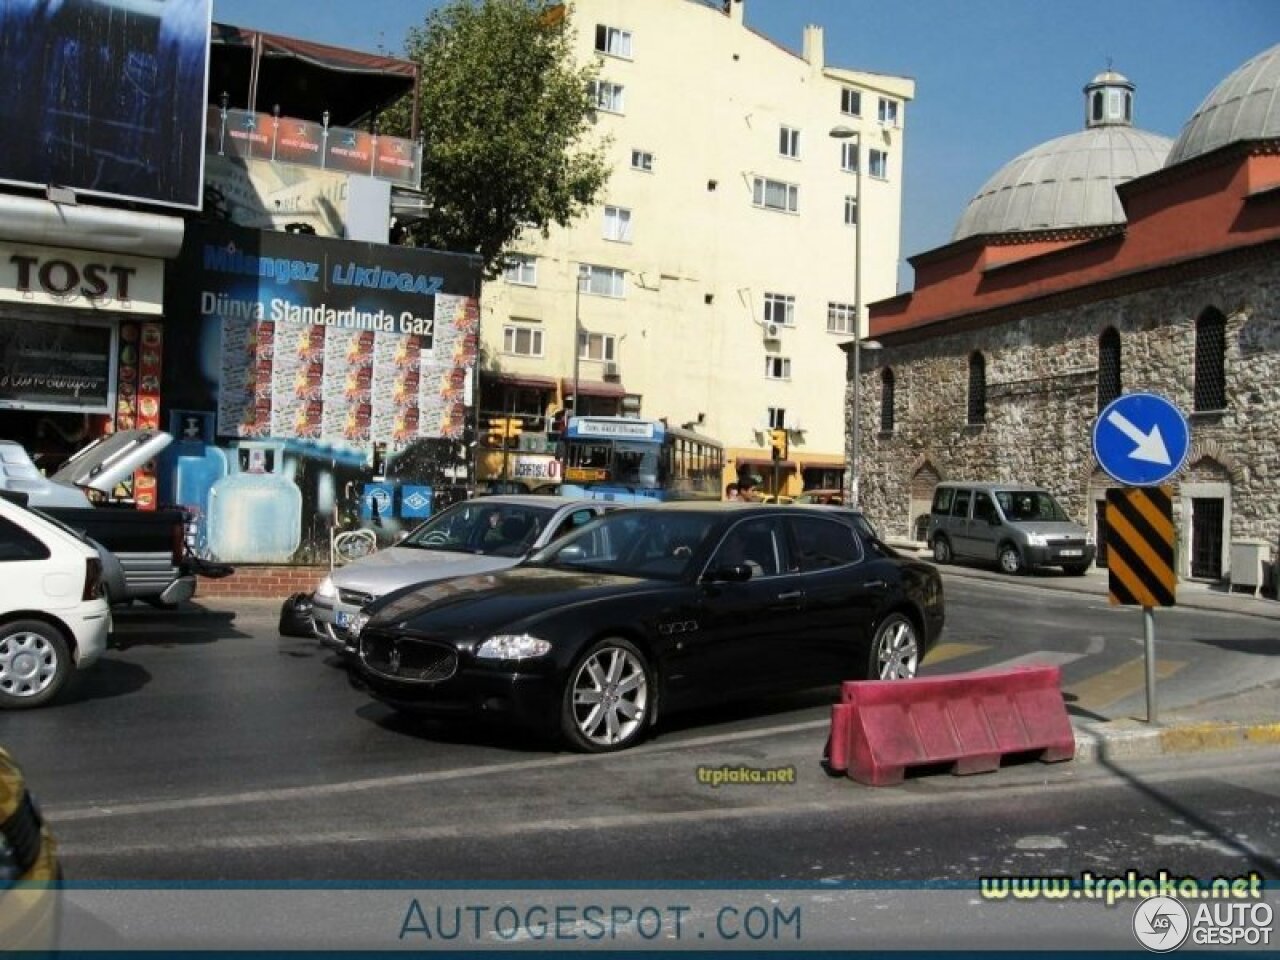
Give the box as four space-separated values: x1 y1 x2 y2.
211 0 1278 291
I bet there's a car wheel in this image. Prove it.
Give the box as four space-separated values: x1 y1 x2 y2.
561 637 652 753
0 620 72 709
870 613 920 680
931 536 952 564
1063 563 1090 576
998 543 1024 575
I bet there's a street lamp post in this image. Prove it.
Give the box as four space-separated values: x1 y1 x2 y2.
571 264 588 419
829 125 874 505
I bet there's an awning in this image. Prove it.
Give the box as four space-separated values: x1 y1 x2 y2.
800 454 847 470
562 378 626 399
735 457 797 470
485 372 557 391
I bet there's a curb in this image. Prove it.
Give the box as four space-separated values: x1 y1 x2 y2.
1072 718 1280 763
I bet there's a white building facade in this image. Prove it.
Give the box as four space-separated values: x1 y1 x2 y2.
478 0 913 495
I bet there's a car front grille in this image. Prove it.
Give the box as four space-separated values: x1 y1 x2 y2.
362 634 458 683
1 791 44 874
338 588 375 607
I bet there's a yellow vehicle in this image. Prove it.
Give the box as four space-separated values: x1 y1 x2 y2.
0 746 59 951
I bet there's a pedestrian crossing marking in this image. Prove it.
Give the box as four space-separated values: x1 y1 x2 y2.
1068 657 1187 711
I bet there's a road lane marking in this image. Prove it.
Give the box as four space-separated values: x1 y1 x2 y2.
45 718 833 823
921 642 988 666
977 651 1087 670
1068 657 1188 711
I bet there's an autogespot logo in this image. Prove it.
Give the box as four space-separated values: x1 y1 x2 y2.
1133 896 1191 952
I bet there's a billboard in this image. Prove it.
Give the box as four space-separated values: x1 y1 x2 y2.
0 0 213 209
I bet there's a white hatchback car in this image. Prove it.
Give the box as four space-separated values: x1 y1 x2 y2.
0 496 111 709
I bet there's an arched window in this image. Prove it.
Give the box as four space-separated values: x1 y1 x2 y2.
1194 309 1227 412
1097 327 1122 411
967 352 987 425
880 368 896 433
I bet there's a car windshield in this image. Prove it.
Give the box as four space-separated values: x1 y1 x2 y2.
995 490 1069 523
528 509 716 581
399 500 555 558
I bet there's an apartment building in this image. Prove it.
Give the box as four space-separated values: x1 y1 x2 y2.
479 0 914 496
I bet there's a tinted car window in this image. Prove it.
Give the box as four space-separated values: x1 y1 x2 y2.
996 490 1069 522
401 501 554 558
973 491 998 523
711 518 782 577
787 516 861 572
951 490 972 519
931 487 954 513
0 515 51 562
533 510 715 581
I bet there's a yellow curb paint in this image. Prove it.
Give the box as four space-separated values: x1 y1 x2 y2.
1160 722 1280 753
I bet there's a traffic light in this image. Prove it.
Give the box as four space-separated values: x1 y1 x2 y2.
770 428 788 461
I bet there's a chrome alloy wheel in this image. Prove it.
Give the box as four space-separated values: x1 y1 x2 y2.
874 615 920 680
0 630 60 699
570 644 649 748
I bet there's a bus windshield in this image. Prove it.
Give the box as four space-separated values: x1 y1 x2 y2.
560 417 724 502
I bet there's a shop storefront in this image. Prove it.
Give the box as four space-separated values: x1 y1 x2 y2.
163 222 482 565
0 237 171 506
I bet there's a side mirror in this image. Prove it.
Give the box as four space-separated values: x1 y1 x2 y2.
557 544 586 562
703 563 753 583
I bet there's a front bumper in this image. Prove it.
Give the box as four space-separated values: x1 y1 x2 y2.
158 575 197 605
352 638 560 732
1023 543 1097 568
310 597 361 655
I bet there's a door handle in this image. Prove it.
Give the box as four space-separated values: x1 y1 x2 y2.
862 580 888 590
775 590 804 602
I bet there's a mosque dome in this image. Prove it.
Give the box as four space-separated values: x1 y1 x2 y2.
1166 43 1280 166
952 71 1172 241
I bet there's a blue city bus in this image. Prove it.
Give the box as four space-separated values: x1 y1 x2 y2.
558 416 724 502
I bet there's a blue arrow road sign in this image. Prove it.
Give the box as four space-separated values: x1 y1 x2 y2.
1093 393 1190 486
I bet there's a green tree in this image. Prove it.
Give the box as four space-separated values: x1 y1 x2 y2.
384 0 610 276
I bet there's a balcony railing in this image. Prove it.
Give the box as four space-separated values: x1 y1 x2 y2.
206 106 422 187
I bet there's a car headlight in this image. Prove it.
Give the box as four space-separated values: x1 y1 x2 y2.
348 612 370 639
1026 534 1048 547
476 634 552 660
315 576 336 600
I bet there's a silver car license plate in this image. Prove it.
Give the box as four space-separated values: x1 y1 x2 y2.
335 610 352 627
1059 549 1083 557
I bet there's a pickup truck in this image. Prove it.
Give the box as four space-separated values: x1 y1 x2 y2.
0 430 230 606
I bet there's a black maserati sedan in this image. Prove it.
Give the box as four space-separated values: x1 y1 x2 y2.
348 503 944 752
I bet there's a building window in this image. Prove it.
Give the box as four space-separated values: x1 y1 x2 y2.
1092 91 1104 123
764 356 791 380
880 368 896 433
502 253 537 286
1194 308 1227 411
579 265 626 298
603 205 632 243
578 331 616 362
594 24 632 58
869 149 888 179
840 87 861 116
878 97 899 126
590 80 625 114
767 407 786 429
779 125 800 159
630 149 653 172
844 196 858 226
967 351 987 425
1097 327 1122 412
827 301 855 335
502 323 543 357
763 292 795 327
840 142 858 173
752 177 798 213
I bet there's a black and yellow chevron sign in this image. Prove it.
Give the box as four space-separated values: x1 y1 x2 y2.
1106 486 1176 607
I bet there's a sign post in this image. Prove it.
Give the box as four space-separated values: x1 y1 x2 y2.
1093 393 1191 723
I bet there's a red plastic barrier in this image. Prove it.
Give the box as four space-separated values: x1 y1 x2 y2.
825 665 1075 786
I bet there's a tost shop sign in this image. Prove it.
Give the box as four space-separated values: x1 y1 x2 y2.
0 243 164 314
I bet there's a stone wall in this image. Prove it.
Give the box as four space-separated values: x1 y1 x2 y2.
849 259 1280 576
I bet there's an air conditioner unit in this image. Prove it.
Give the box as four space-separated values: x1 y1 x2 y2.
763 322 781 341
603 361 621 382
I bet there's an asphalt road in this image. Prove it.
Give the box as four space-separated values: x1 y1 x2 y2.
2 574 1278 892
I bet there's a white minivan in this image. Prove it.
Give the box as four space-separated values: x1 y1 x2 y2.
0 496 111 709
